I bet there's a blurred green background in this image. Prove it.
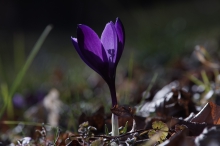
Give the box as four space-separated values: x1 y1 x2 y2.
1 0 220 110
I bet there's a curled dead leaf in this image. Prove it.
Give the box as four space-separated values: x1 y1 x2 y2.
190 102 220 124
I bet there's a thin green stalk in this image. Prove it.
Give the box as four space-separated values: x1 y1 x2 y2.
201 70 211 92
9 25 53 98
6 25 53 118
143 73 158 99
2 120 52 127
189 75 204 86
139 73 158 106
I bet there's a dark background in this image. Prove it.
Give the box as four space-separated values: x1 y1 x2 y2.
0 0 220 92
1 0 193 30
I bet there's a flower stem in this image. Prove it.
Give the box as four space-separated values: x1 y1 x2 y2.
109 81 117 107
111 113 119 136
108 80 119 136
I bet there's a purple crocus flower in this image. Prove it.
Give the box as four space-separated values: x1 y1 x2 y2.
71 18 125 107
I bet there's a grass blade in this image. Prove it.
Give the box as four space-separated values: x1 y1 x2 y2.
9 25 53 98
3 25 53 118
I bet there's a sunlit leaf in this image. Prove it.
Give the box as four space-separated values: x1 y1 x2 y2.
148 129 156 138
152 121 169 133
146 130 162 145
148 121 169 143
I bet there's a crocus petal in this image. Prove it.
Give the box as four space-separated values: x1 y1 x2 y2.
71 37 108 78
101 22 118 65
71 37 82 56
71 37 93 69
77 24 106 62
115 18 125 65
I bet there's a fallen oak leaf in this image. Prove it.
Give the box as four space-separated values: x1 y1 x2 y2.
190 102 220 124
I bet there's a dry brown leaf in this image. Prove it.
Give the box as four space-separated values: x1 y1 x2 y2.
167 117 208 136
111 105 134 117
190 102 220 124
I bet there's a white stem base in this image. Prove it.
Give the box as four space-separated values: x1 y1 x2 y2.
111 113 119 136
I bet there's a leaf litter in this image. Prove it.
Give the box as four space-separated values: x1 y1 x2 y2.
2 46 220 146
